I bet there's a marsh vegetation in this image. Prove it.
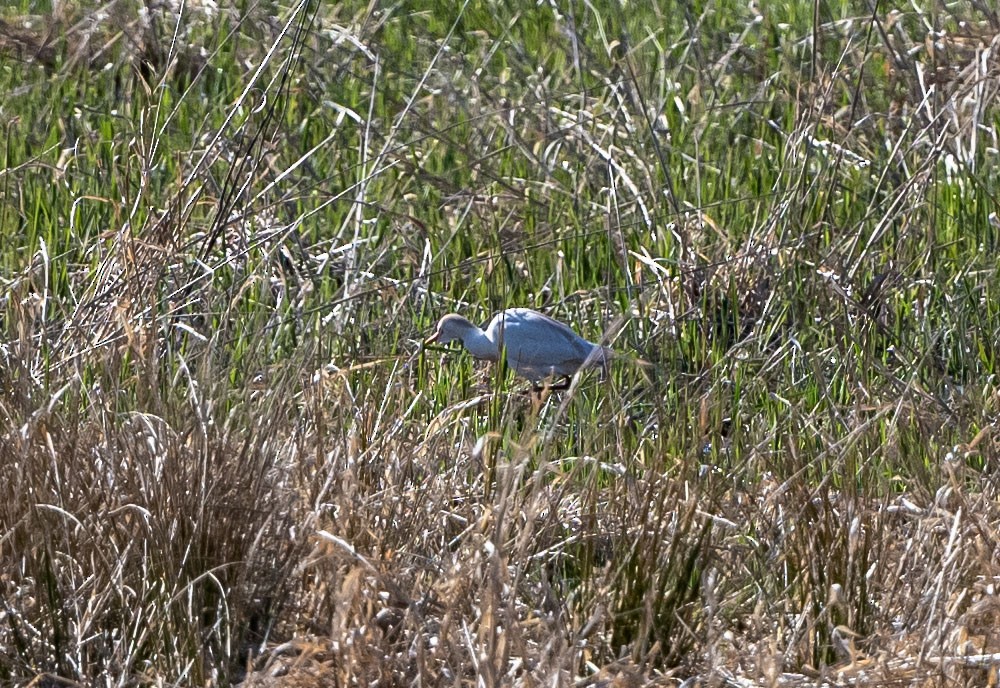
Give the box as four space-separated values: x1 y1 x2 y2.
2 1 1000 685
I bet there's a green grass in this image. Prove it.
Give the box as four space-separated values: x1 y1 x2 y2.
2 0 1000 685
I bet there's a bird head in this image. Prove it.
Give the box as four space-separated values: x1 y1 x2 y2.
424 314 477 346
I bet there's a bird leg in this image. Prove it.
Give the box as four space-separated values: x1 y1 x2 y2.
530 376 572 393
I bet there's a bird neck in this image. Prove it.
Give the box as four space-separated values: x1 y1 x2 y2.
462 328 501 361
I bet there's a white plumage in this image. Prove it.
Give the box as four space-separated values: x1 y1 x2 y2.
425 307 611 385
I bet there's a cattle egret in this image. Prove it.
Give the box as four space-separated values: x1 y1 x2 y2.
425 307 612 388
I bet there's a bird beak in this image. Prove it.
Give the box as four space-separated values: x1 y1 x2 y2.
423 331 440 347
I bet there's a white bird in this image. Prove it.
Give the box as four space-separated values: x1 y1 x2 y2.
425 307 612 388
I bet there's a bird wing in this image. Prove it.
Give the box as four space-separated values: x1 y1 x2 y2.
491 309 602 377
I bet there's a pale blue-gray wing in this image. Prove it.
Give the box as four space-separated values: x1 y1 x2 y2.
493 310 599 378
